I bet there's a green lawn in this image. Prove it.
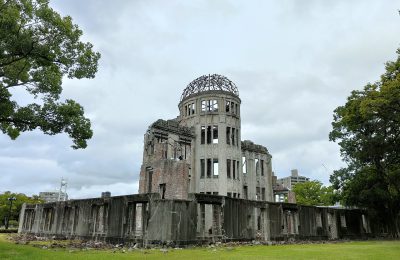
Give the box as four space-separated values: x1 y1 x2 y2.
1 234 399 260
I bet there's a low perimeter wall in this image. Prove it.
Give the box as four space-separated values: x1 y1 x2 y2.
18 193 377 246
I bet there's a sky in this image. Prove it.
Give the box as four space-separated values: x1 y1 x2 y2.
1 0 400 199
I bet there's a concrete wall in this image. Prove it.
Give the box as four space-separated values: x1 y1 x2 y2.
19 193 378 246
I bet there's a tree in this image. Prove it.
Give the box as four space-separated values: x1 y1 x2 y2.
329 48 400 237
292 180 336 206
0 0 100 149
0 191 43 227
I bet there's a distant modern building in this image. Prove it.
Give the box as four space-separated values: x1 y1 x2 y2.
39 191 68 202
276 169 309 190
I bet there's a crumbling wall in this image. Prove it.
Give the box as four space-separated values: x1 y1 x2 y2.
19 193 378 245
146 199 197 245
139 160 191 200
223 197 258 240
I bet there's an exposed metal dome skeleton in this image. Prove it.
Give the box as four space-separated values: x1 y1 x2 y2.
180 74 239 102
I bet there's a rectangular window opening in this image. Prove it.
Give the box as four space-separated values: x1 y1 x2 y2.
242 157 247 174
231 128 235 146
261 160 264 176
212 100 218 112
201 100 206 111
213 159 219 176
262 188 266 201
227 159 231 179
201 126 205 144
232 160 236 179
243 186 248 199
226 101 230 112
212 125 218 144
255 159 260 176
207 126 212 144
207 158 212 178
191 103 195 115
226 127 231 145
237 161 240 180
200 159 205 178
159 183 166 199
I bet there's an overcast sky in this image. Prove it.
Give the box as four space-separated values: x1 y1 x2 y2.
1 0 400 199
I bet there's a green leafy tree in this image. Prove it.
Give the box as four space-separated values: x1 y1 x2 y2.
0 191 43 227
292 180 336 206
329 48 400 237
0 0 100 149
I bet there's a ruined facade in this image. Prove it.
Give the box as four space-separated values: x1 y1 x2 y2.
19 193 374 246
19 74 387 245
139 74 272 202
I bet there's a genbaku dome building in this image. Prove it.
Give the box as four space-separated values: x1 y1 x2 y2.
139 74 273 202
18 74 375 246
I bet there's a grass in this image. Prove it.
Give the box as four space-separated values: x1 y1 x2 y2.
1 234 400 259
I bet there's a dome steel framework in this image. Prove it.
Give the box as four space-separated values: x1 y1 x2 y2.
180 74 239 102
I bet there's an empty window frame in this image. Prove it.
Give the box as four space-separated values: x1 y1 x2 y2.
207 158 212 178
227 159 231 179
262 188 266 201
213 159 219 176
201 100 206 111
237 161 240 179
211 100 218 112
256 187 261 200
231 127 235 146
261 159 264 176
231 101 235 114
212 125 218 144
207 126 212 144
242 157 247 174
147 171 153 192
226 100 230 112
190 103 195 115
185 103 195 116
159 183 166 199
232 159 236 179
201 126 205 144
255 159 260 176
226 127 231 145
227 192 232 197
201 99 218 112
243 186 248 199
200 159 205 178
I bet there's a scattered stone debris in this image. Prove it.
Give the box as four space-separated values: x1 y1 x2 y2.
7 233 362 253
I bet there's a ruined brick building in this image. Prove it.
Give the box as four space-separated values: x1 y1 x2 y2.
18 74 387 246
139 74 272 202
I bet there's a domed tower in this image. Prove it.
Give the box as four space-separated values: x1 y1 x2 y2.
139 74 273 202
178 74 242 196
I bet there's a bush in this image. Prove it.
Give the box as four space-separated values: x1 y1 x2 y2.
8 220 18 228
